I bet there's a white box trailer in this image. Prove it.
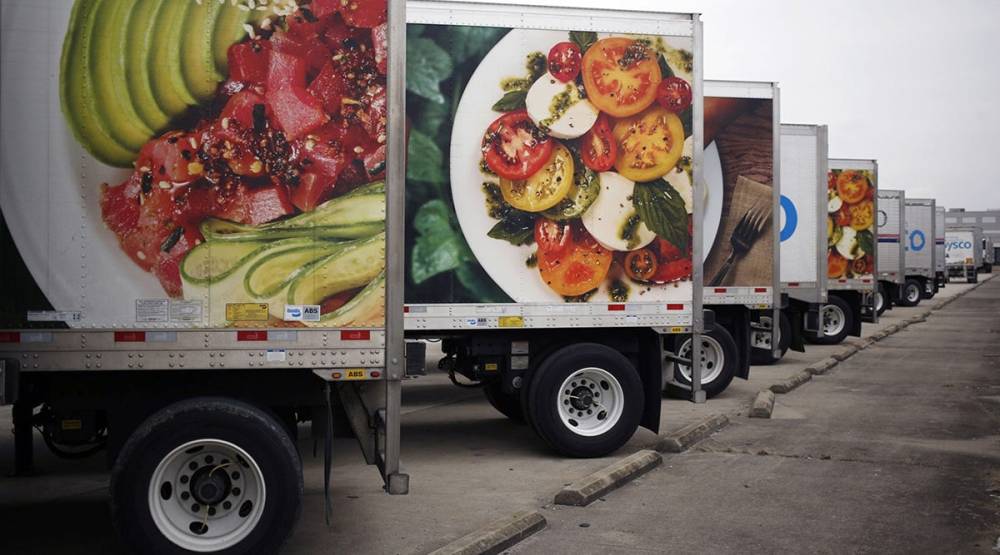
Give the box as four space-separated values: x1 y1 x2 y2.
875 189 906 314
400 1 711 453
815 159 878 344
935 206 947 289
982 236 995 272
1 0 405 551
903 198 937 303
773 123 829 362
946 227 983 283
698 80 782 388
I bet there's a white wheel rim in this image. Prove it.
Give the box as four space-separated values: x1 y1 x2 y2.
677 336 725 385
822 304 846 336
906 284 920 303
148 439 266 552
875 291 884 312
557 367 625 437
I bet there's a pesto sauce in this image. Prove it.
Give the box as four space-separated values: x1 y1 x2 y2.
620 212 642 250
499 51 547 93
609 279 630 302
537 83 580 133
525 252 538 268
482 182 509 220
563 289 597 303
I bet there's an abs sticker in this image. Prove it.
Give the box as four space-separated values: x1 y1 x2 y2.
284 305 320 322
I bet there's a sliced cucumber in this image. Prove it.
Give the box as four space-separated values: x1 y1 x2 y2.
321 271 386 326
287 233 386 306
243 242 344 299
543 162 599 220
181 240 266 285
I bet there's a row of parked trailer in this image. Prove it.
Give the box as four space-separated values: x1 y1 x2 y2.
0 1 991 552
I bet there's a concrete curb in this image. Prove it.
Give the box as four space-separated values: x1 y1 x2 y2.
657 414 730 453
748 390 775 418
832 345 859 361
554 450 662 506
428 511 546 555
805 357 839 375
770 369 812 394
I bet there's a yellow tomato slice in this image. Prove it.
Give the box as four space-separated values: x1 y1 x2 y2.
848 200 874 231
499 143 574 212
612 106 684 182
581 37 662 117
538 234 613 296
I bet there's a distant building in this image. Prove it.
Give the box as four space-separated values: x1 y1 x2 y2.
945 208 999 260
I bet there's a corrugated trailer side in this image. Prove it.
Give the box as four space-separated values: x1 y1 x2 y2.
876 189 906 312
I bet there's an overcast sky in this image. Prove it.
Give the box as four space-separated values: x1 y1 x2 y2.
461 0 1000 211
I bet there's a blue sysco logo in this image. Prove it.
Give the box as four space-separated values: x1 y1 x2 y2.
779 195 797 242
908 230 925 252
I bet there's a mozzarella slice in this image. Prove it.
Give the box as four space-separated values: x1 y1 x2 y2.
582 172 657 252
526 72 598 139
828 196 842 213
835 226 858 260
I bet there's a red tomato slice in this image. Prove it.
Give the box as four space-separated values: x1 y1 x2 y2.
581 113 617 171
547 41 582 83
339 0 387 28
650 258 692 283
534 218 573 256
481 110 553 181
656 77 692 113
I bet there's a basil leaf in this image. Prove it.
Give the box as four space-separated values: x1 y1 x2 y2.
445 27 508 64
492 89 528 112
857 229 874 256
406 37 453 104
487 210 536 246
569 31 597 53
411 200 473 284
679 105 693 139
406 129 445 184
455 263 512 303
658 54 675 79
633 181 689 252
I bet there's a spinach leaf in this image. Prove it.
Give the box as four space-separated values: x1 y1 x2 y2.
443 27 508 64
487 210 535 246
857 229 874 256
411 200 473 284
569 31 597 53
633 181 689 252
406 129 446 184
455 263 512 303
492 89 528 112
415 97 450 140
406 37 453 104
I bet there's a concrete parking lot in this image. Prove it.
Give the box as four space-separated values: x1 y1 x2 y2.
1 275 997 553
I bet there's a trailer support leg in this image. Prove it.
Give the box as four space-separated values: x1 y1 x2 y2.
12 399 35 477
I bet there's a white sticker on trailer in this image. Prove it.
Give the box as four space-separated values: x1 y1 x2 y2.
27 310 82 322
170 300 203 322
266 349 287 362
135 299 169 323
284 305 320 322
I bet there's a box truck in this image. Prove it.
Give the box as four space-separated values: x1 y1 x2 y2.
810 159 877 343
982 236 995 273
935 206 947 290
768 123 829 364
682 81 781 388
0 0 409 551
875 189 906 313
903 198 937 302
400 1 714 451
946 227 983 283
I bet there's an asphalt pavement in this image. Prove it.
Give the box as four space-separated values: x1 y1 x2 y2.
0 275 996 553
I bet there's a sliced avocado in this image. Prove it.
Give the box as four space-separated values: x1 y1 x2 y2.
60 0 135 167
212 2 251 75
123 0 171 131
181 0 225 103
321 272 386 326
148 0 198 116
89 0 153 153
287 233 386 306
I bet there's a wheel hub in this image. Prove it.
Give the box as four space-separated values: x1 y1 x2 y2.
190 466 232 506
569 386 594 411
557 368 622 437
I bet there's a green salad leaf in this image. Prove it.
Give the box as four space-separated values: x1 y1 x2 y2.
569 31 598 53
857 229 874 256
411 200 473 284
444 27 509 64
487 209 535 246
492 89 528 112
406 37 454 104
633 181 689 252
406 129 446 184
455 263 510 303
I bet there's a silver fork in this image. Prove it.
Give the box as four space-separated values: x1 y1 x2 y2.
708 203 770 286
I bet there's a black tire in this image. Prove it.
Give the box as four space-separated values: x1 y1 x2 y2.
806 295 852 345
875 282 888 317
969 273 978 283
111 398 302 555
525 343 643 458
898 278 922 307
666 325 739 398
750 311 791 365
484 381 525 423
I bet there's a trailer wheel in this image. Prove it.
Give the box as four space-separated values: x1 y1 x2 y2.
806 295 852 345
525 343 643 458
968 272 978 284
898 279 922 307
875 283 887 316
665 326 738 398
484 381 525 423
750 311 791 365
111 398 302 554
